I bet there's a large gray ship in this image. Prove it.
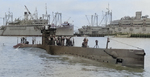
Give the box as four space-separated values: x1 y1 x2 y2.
0 6 74 36
78 11 112 36
78 11 150 37
108 11 150 37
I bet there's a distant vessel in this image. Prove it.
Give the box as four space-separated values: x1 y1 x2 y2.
78 10 150 37
78 26 109 37
78 10 112 36
108 11 150 37
0 5 74 36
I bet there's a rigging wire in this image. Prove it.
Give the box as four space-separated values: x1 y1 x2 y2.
109 38 143 50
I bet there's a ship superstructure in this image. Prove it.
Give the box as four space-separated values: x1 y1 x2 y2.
108 11 150 35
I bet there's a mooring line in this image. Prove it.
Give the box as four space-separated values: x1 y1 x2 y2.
109 38 143 50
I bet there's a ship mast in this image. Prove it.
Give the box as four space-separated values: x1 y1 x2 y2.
52 12 62 26
46 3 47 15
105 3 112 25
34 7 38 19
42 3 50 24
99 4 112 26
86 13 99 26
4 9 13 25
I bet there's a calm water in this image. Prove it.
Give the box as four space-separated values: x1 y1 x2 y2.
0 36 150 77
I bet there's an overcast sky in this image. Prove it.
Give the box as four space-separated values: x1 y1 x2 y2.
0 0 150 30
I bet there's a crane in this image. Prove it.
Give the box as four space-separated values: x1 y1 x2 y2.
24 5 34 20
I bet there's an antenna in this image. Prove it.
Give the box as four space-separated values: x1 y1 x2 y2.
34 7 38 19
106 3 110 13
45 3 47 15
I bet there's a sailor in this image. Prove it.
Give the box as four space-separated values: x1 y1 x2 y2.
54 37 58 45
57 36 61 46
21 37 25 43
21 38 23 43
66 37 74 46
82 38 88 47
32 39 34 44
24 38 27 43
94 40 99 48
66 37 69 46
61 36 65 46
52 35 56 45
32 37 36 44
69 37 74 46
50 35 53 45
49 35 55 45
95 40 98 45
64 36 66 46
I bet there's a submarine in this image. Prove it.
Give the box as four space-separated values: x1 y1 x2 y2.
13 27 146 68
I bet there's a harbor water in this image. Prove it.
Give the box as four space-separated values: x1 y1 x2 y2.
0 36 150 77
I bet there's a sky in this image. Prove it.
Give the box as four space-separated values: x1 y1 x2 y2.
0 0 150 31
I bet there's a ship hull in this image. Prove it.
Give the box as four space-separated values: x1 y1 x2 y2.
15 44 145 68
56 26 74 36
78 26 150 37
0 25 74 36
46 45 145 68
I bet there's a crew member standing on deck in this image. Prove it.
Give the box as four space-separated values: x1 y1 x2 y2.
82 38 88 47
32 37 36 44
61 36 65 46
66 37 74 46
57 36 61 46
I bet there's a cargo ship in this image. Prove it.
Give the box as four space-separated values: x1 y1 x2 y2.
0 5 74 36
108 11 150 37
78 11 150 37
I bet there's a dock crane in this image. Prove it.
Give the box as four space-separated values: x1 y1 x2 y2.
24 5 34 20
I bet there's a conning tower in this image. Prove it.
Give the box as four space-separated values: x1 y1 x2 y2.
41 26 56 45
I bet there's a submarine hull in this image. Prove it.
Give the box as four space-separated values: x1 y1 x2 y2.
16 44 145 68
45 45 145 68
